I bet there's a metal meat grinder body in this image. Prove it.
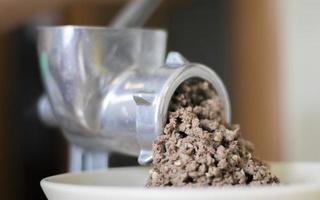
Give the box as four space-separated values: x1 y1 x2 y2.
37 26 231 171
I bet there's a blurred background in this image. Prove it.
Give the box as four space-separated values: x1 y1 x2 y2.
0 0 319 199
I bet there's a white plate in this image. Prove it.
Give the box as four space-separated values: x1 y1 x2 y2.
41 162 320 200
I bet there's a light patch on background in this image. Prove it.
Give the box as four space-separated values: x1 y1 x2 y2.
278 0 320 161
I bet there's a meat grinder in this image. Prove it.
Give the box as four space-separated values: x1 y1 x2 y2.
37 26 231 171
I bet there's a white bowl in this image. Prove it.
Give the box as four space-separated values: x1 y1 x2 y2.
41 162 320 200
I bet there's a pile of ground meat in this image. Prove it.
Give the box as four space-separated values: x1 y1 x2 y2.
146 80 279 187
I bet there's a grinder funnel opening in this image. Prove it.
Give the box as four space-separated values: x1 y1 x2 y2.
136 57 231 165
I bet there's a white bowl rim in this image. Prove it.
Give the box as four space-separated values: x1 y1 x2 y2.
41 162 320 196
